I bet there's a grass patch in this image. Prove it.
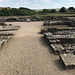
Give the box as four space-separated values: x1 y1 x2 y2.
36 13 75 17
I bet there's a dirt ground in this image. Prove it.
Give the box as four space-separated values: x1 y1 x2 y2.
0 22 74 75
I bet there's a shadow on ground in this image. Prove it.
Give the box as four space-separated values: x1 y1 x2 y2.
54 59 65 70
39 36 66 71
39 36 55 54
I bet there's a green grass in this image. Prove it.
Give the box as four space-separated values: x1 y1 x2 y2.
36 13 75 17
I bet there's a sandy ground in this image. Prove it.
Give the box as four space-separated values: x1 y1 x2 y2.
0 22 74 75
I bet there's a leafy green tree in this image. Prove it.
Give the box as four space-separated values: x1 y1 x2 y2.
50 9 56 13
68 7 74 10
59 7 66 12
68 7 75 12
42 9 50 13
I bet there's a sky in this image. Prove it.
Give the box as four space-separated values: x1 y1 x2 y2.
0 0 75 9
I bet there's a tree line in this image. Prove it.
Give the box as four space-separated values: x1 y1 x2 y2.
0 7 36 16
38 7 75 13
0 7 75 16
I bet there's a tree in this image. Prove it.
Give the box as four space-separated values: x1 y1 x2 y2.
38 11 42 14
42 9 50 13
68 7 75 12
50 9 56 13
59 7 66 12
68 7 74 10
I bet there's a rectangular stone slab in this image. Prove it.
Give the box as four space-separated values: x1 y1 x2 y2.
60 54 75 69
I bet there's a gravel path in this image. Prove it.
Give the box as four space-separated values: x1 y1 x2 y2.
0 22 74 75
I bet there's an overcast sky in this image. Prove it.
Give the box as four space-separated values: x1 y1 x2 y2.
0 0 75 9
